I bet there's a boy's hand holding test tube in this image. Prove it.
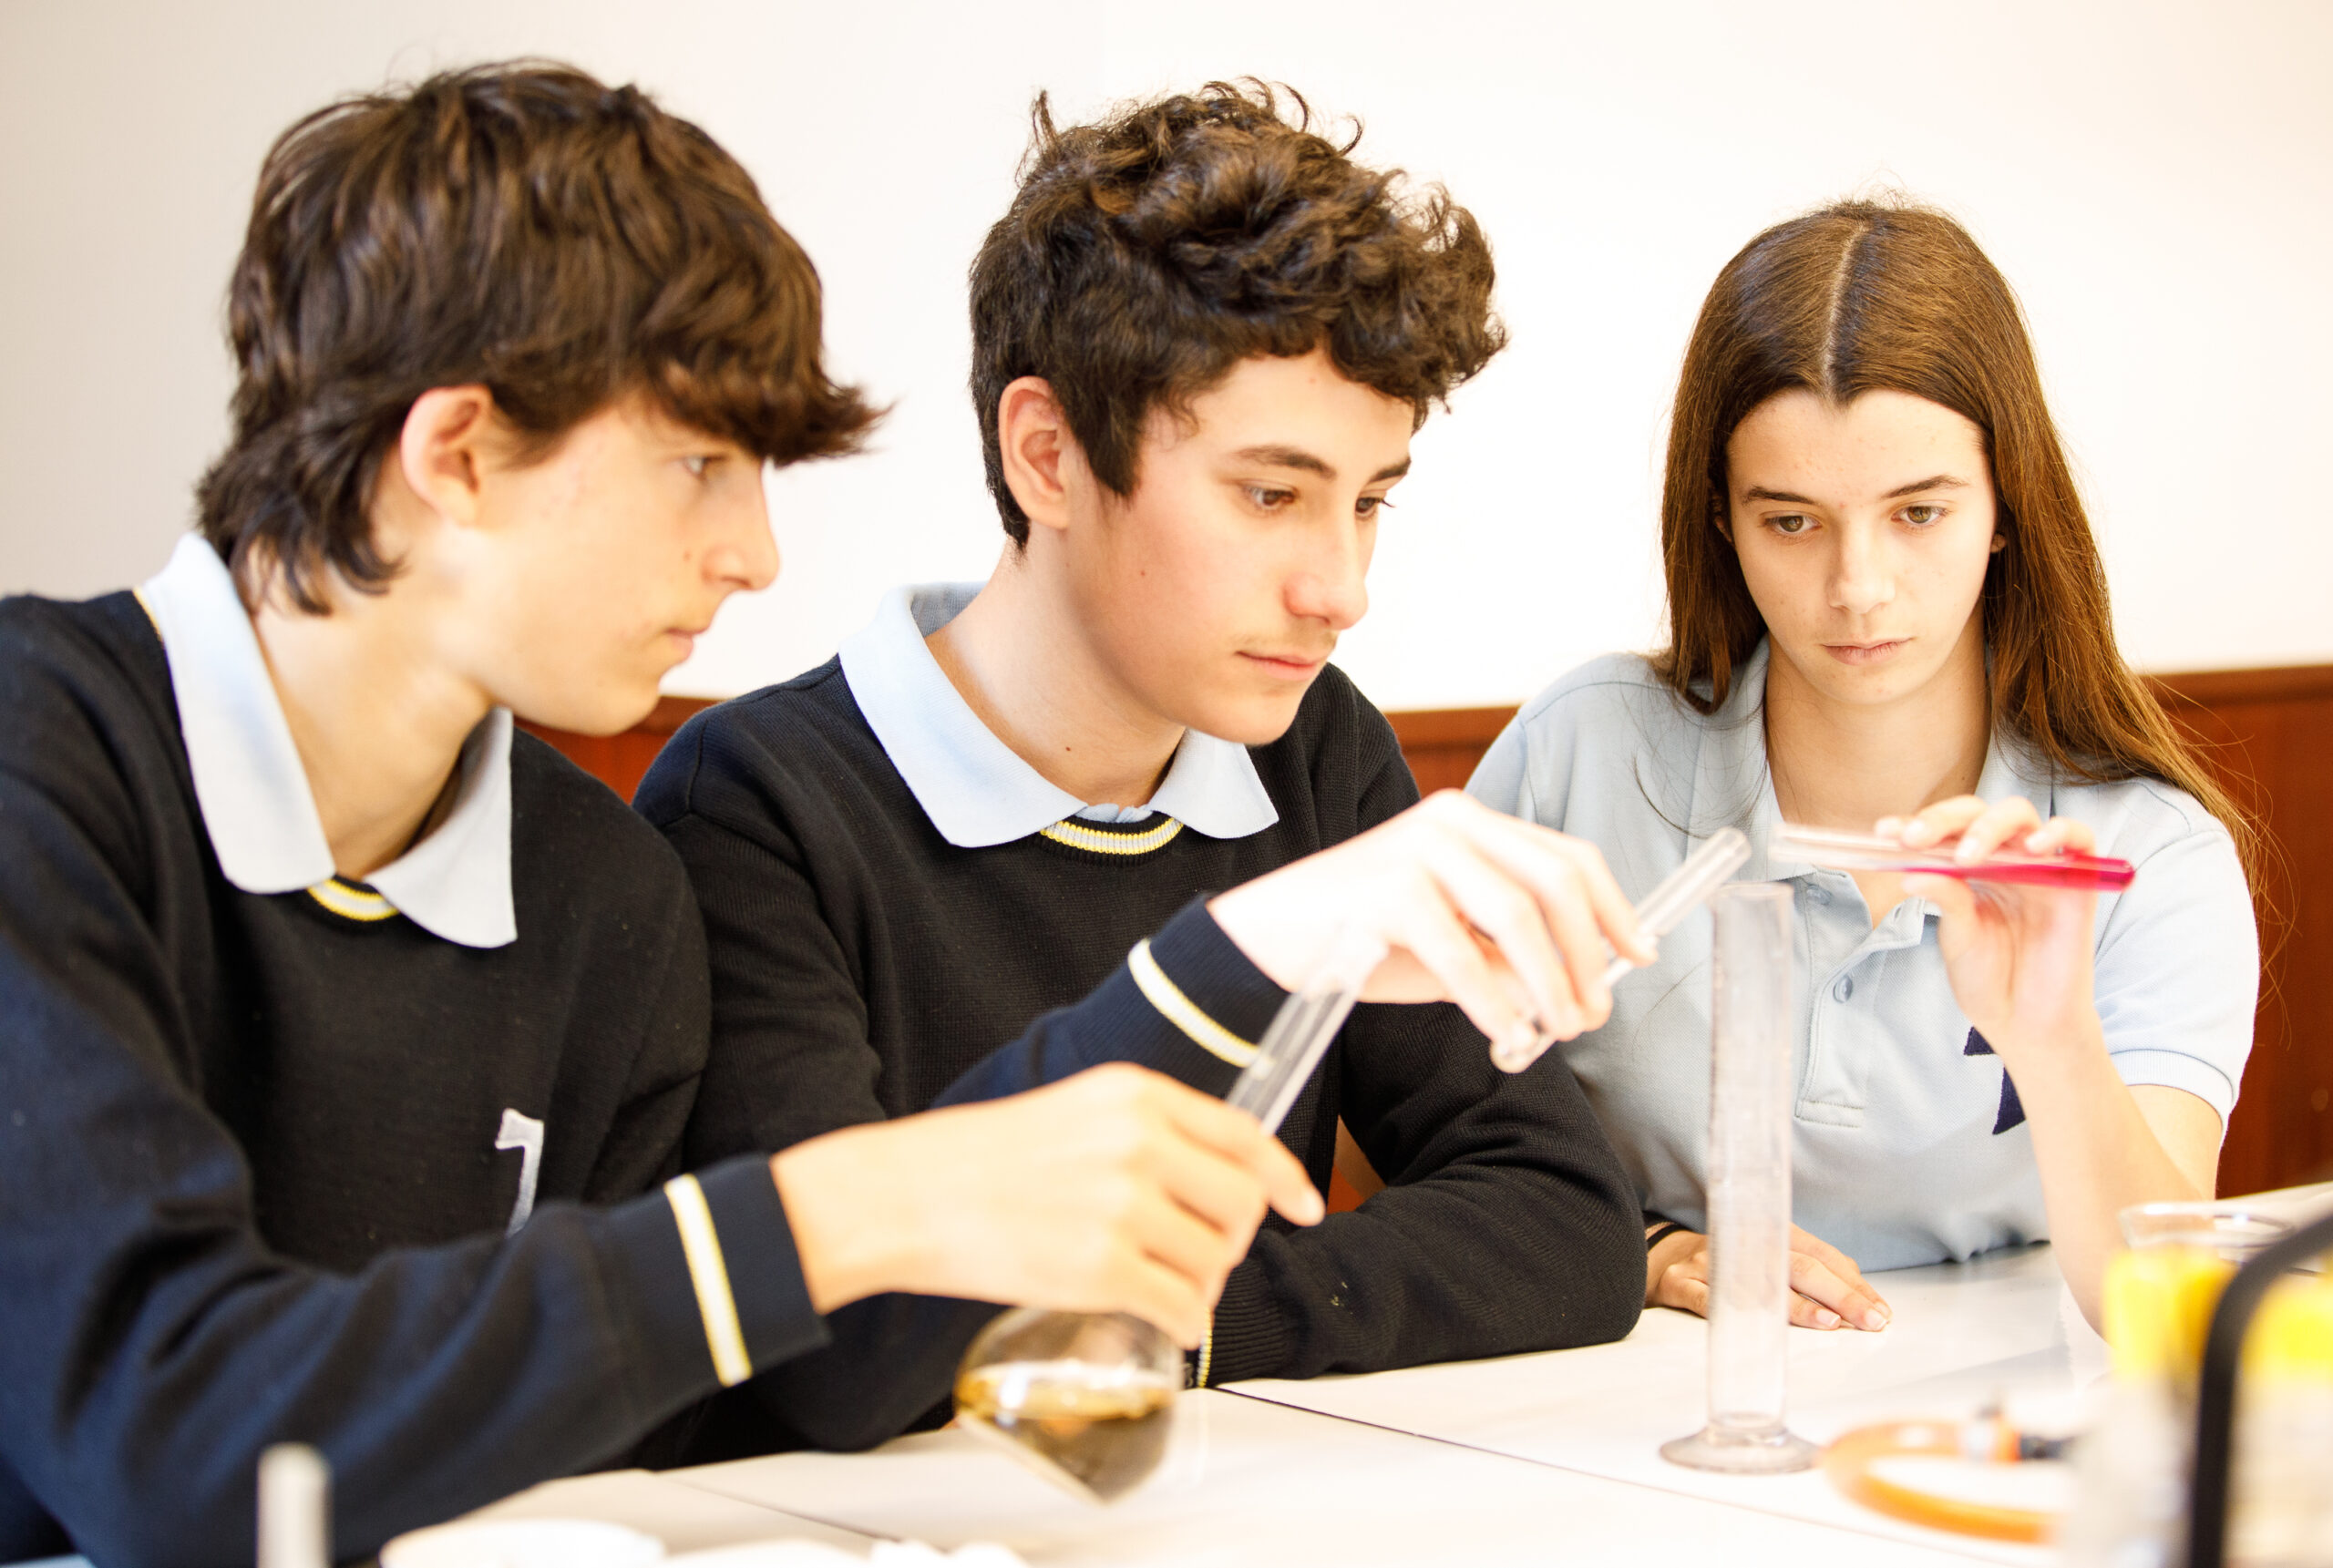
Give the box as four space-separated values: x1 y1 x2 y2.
788 794 1660 1354
1208 791 1657 1071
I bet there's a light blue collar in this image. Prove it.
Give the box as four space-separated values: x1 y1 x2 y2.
137 535 518 948
1703 639 2045 886
836 583 1280 849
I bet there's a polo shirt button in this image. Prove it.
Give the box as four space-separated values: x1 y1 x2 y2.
1833 976 1855 1002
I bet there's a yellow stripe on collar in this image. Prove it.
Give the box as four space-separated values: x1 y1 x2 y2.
130 586 165 640
307 878 398 923
1039 816 1185 856
1128 938 1257 1069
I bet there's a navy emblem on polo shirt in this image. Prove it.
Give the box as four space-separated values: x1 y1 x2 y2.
1964 1029 2025 1134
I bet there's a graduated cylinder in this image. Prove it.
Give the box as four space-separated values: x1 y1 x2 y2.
1661 880 1817 1473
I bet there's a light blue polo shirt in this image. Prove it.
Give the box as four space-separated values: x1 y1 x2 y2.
1467 644 2257 1271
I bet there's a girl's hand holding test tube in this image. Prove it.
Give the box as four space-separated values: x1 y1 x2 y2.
1867 794 2220 1327
1875 794 2106 1060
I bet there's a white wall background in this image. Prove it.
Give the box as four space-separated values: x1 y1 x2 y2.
3 1 2328 711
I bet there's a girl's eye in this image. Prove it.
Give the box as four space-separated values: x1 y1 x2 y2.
1769 513 1813 536
1356 495 1395 520
1900 504 1945 526
1244 485 1295 512
682 455 713 479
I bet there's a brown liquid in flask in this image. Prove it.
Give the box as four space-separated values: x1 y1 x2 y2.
954 1358 1178 1501
951 934 1389 1505
952 1309 1184 1502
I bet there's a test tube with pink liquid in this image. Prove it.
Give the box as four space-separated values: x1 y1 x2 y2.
1771 823 2134 892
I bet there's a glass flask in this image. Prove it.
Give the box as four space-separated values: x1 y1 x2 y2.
951 1307 1185 1502
954 929 1384 1502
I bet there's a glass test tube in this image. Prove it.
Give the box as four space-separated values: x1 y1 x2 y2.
1660 882 1818 1474
1227 928 1387 1135
1492 827 1752 1074
1771 823 2134 892
1598 827 1753 989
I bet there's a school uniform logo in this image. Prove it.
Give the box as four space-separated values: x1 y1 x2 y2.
496 1109 545 1233
1963 1030 2026 1134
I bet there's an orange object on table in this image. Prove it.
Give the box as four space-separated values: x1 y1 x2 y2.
1820 1420 2058 1544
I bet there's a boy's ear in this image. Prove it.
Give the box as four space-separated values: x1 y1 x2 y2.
394 385 499 528
996 376 1080 537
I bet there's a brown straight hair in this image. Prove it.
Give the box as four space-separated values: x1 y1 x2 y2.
1653 199 2256 879
197 61 879 612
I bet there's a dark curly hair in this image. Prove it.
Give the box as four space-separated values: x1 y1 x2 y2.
197 61 879 612
969 80 1506 544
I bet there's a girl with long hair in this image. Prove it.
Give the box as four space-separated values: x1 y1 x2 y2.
1470 200 2257 1328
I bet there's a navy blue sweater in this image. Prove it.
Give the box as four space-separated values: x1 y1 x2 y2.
0 591 1285 1567
637 658 1646 1458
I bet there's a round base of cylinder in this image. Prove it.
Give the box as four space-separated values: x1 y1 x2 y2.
1660 1421 1820 1474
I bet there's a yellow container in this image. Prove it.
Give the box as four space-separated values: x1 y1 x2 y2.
2103 1243 2235 1382
2242 1273 2333 1384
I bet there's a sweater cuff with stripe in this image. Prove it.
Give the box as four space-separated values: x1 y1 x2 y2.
1112 897 1292 1089
608 1152 827 1401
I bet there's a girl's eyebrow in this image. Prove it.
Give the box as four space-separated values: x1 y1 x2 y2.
1742 475 1968 505
1883 474 1968 498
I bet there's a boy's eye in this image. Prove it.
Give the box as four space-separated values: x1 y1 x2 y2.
1244 484 1295 512
1356 495 1395 520
681 455 714 478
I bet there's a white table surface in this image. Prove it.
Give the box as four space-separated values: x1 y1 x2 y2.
465 1469 878 1555
666 1384 1983 1567
1229 1242 2091 1567
2229 1178 2333 1233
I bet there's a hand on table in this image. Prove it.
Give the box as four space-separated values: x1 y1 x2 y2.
1647 1223 1891 1332
1877 795 2102 1064
772 1064 1322 1347
1208 791 1655 1071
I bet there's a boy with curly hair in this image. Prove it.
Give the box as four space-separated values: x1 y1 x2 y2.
639 83 1648 1458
